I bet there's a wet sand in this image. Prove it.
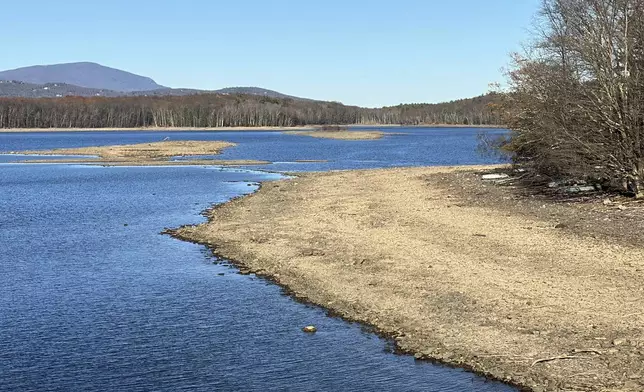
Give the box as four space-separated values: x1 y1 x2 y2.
172 166 644 392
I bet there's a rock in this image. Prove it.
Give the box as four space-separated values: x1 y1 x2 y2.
300 248 325 257
555 223 568 229
613 338 626 346
302 325 317 333
603 198 613 205
564 185 596 193
617 205 627 211
482 173 509 181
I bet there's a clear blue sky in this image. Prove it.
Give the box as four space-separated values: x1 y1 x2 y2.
0 0 540 107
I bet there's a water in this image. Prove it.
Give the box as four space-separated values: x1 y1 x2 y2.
0 127 504 170
0 128 515 391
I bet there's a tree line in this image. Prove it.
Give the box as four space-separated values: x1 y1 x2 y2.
0 93 500 129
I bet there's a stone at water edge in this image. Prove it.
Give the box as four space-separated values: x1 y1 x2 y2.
302 326 317 333
481 173 509 181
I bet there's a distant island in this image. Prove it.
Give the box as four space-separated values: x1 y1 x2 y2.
0 62 501 129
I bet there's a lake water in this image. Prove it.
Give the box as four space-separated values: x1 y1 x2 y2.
0 128 515 391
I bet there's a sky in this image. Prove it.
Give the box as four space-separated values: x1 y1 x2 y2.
0 0 540 107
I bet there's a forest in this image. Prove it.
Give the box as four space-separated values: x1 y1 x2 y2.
0 93 499 129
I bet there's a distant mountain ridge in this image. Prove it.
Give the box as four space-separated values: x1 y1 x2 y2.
0 62 164 92
0 80 303 100
0 62 306 100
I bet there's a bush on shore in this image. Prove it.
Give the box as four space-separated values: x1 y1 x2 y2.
499 0 644 197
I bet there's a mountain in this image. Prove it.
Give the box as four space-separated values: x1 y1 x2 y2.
0 62 312 100
0 62 164 92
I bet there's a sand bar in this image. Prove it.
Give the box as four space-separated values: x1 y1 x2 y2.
12 141 234 159
285 130 385 140
4 141 273 166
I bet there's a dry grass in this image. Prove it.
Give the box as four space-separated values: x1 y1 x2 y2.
173 166 644 392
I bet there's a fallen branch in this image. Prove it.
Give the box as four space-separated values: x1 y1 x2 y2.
531 349 601 367
531 355 578 366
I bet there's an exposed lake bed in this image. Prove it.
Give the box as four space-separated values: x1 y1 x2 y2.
1 128 527 391
172 165 644 391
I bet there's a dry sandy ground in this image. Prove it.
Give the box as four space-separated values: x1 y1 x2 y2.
284 130 385 140
172 166 644 392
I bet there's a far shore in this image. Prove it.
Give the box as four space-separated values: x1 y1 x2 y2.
171 165 644 392
0 124 505 133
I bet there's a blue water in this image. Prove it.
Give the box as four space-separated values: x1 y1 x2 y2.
0 127 503 170
0 128 514 391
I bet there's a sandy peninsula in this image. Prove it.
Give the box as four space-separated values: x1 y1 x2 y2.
15 140 235 158
172 166 644 392
6 141 272 166
284 130 385 140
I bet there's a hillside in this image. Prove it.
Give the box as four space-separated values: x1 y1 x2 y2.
0 80 310 99
0 80 133 98
0 62 164 92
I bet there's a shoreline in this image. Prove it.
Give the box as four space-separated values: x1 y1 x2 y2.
0 124 505 133
169 165 644 392
168 225 525 392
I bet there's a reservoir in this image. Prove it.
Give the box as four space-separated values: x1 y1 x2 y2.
0 128 515 391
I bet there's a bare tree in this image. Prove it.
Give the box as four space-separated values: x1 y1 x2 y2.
501 0 644 196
